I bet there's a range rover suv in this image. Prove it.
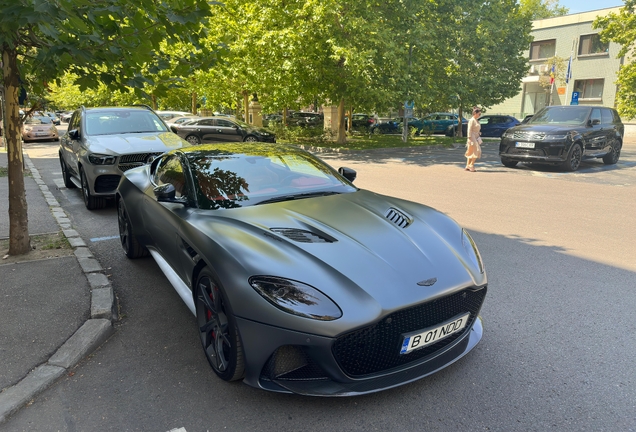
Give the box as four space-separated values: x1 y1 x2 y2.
59 106 190 209
499 106 624 171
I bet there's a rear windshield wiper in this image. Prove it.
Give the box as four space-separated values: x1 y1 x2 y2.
255 191 341 205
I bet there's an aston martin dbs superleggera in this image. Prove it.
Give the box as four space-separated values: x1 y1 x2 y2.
116 143 487 396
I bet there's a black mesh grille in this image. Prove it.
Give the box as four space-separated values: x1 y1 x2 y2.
332 287 486 377
118 152 162 172
507 148 546 156
270 228 334 243
261 345 329 381
94 175 121 193
513 131 545 140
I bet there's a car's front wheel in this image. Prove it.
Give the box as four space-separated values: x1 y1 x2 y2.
563 143 582 172
244 135 259 142
372 127 382 135
602 140 621 165
186 135 201 145
196 269 245 381
501 158 518 168
117 199 149 259
59 155 77 189
80 168 107 210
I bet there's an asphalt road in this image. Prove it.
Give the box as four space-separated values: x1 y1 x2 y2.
6 132 636 431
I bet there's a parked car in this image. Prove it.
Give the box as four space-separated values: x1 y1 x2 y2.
445 115 521 138
59 106 190 209
369 119 401 134
287 111 324 127
44 112 61 125
165 114 198 125
22 116 59 142
175 117 276 144
499 105 624 171
263 114 283 127
116 142 487 395
408 113 467 134
60 112 73 123
156 110 192 121
346 113 376 131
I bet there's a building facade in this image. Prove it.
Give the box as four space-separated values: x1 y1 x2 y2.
489 7 623 119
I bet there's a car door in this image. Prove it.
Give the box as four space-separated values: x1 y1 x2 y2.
66 112 83 175
143 154 195 283
601 108 619 153
213 119 244 142
583 108 606 155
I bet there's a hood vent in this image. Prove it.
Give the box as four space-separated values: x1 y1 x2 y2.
385 207 412 228
270 228 334 243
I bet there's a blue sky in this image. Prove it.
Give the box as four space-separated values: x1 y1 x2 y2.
558 0 624 14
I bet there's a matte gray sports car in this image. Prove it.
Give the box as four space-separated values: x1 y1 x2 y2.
116 143 487 396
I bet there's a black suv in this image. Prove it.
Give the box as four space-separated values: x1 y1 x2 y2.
499 106 624 171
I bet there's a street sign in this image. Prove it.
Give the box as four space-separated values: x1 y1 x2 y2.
571 91 579 106
404 100 414 109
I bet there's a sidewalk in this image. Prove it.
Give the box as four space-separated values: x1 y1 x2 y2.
0 150 115 424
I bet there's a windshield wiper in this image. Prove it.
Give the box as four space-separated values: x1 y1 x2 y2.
255 191 341 205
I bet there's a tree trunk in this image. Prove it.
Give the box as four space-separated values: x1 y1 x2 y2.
457 105 464 138
2 48 30 255
151 94 157 110
191 91 197 115
336 98 346 144
242 91 249 123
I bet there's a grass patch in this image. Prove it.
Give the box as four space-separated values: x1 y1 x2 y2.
1 231 73 263
279 132 463 151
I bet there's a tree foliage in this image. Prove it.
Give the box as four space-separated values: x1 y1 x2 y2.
595 0 636 119
0 0 216 254
519 0 569 20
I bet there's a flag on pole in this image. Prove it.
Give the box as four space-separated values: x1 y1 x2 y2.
550 63 556 85
565 56 572 84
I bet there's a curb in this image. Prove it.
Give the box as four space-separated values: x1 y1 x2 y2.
0 154 116 424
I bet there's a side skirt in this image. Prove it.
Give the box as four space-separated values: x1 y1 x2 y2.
148 248 196 316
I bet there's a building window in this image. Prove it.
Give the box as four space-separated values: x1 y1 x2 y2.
579 34 609 56
573 79 604 100
530 39 556 60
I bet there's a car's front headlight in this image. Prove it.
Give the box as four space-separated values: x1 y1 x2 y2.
249 276 342 321
260 132 270 136
502 130 515 138
88 153 116 165
544 134 567 140
462 229 484 274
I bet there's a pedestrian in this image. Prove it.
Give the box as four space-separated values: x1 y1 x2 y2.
465 107 483 172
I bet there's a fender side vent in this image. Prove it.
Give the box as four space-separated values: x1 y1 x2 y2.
270 228 334 243
385 208 412 228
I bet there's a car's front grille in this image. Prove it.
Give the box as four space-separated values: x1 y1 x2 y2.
508 148 546 156
512 131 545 141
332 287 487 377
94 175 121 193
118 152 163 172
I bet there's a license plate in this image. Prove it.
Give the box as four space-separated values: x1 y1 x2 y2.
400 313 470 354
35 132 49 136
515 142 535 148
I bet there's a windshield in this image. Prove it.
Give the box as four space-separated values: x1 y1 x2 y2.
528 107 590 125
184 144 356 210
85 110 169 135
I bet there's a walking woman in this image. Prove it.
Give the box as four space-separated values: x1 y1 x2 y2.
465 107 482 172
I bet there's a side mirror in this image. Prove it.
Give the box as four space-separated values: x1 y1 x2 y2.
590 118 601 126
338 167 357 183
68 129 80 140
154 184 185 205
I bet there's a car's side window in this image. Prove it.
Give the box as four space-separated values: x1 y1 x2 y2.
156 155 188 199
216 120 234 128
198 119 215 126
601 109 614 125
591 108 602 124
69 111 81 133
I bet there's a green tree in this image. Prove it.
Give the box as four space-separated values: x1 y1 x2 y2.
594 0 636 119
0 0 215 255
435 0 533 133
519 0 569 20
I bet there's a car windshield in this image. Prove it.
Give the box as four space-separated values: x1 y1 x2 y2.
25 117 44 125
529 107 590 125
184 144 357 210
85 110 169 135
35 116 53 124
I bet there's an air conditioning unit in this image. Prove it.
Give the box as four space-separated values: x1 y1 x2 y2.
539 64 549 74
529 65 536 74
